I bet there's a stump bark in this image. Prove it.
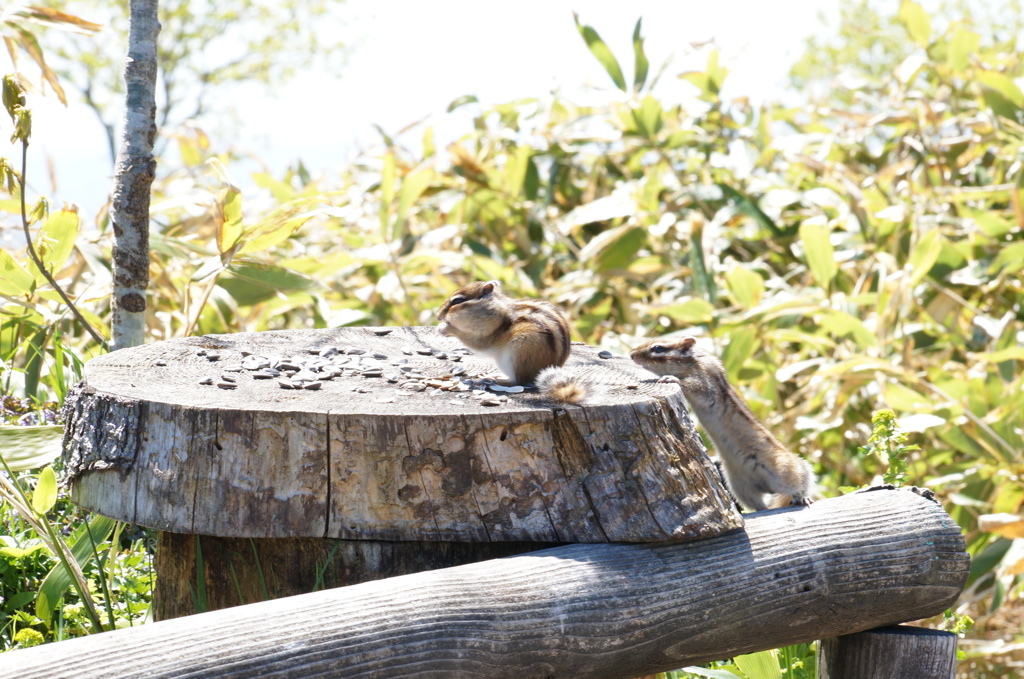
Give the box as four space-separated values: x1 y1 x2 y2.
61 327 742 618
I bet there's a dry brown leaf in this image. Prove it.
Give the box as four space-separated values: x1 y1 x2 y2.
978 513 1024 539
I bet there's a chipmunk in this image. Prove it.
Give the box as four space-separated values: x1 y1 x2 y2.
630 335 814 512
436 280 600 404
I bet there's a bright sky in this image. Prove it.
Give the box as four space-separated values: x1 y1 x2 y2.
19 0 838 219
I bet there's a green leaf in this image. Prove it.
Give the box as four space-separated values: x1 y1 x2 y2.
523 157 540 201
660 298 715 324
178 135 204 167
725 265 764 310
683 50 731 101
735 648 783 679
422 125 436 158
690 220 716 304
221 263 315 306
446 94 478 113
679 668 743 679
0 425 63 471
631 19 649 91
680 70 712 99
0 546 47 560
977 70 1024 119
907 228 943 285
36 515 116 626
966 208 1012 238
216 186 243 254
238 214 314 256
898 0 932 47
32 465 57 514
554 192 637 235
722 327 757 377
29 209 79 284
0 247 36 295
720 184 781 236
947 27 980 73
574 12 627 92
976 347 1024 362
990 242 1024 275
706 49 729 93
503 145 532 197
821 310 877 348
394 167 434 240
252 172 296 203
632 95 663 138
799 220 837 289
24 326 46 400
579 225 647 272
379 151 396 231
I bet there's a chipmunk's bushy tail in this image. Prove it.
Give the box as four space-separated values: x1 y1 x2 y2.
535 366 604 405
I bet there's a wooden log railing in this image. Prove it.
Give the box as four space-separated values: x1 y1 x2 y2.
0 489 968 679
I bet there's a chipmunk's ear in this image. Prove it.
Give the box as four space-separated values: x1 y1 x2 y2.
680 336 697 352
481 280 500 296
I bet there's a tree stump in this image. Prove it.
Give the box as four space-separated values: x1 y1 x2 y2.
61 327 742 619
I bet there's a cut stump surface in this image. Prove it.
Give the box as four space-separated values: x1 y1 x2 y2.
62 327 742 542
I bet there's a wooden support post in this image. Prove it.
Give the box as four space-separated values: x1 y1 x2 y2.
818 625 958 679
0 490 968 679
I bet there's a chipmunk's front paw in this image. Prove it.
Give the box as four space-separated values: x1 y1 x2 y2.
789 496 813 507
657 375 681 384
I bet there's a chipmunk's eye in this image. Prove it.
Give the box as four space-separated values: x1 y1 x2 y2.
651 344 667 354
450 295 467 306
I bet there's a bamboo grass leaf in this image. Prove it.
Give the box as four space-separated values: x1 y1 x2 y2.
631 19 649 91
574 13 627 92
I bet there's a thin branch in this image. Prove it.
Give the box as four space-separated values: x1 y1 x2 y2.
18 141 108 351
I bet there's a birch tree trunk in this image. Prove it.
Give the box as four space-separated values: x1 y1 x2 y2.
109 0 159 350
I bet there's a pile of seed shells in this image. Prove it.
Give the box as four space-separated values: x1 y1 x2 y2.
192 343 528 407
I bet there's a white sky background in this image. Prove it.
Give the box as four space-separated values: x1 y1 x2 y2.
17 0 839 219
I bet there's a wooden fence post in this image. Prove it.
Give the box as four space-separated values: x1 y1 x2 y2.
818 625 958 679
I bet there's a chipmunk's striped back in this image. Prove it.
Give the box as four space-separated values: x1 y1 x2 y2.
437 280 571 384
631 336 815 512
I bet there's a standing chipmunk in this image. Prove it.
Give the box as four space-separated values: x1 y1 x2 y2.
630 336 814 512
436 280 597 403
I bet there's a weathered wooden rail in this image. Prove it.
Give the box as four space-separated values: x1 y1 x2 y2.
0 489 968 679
